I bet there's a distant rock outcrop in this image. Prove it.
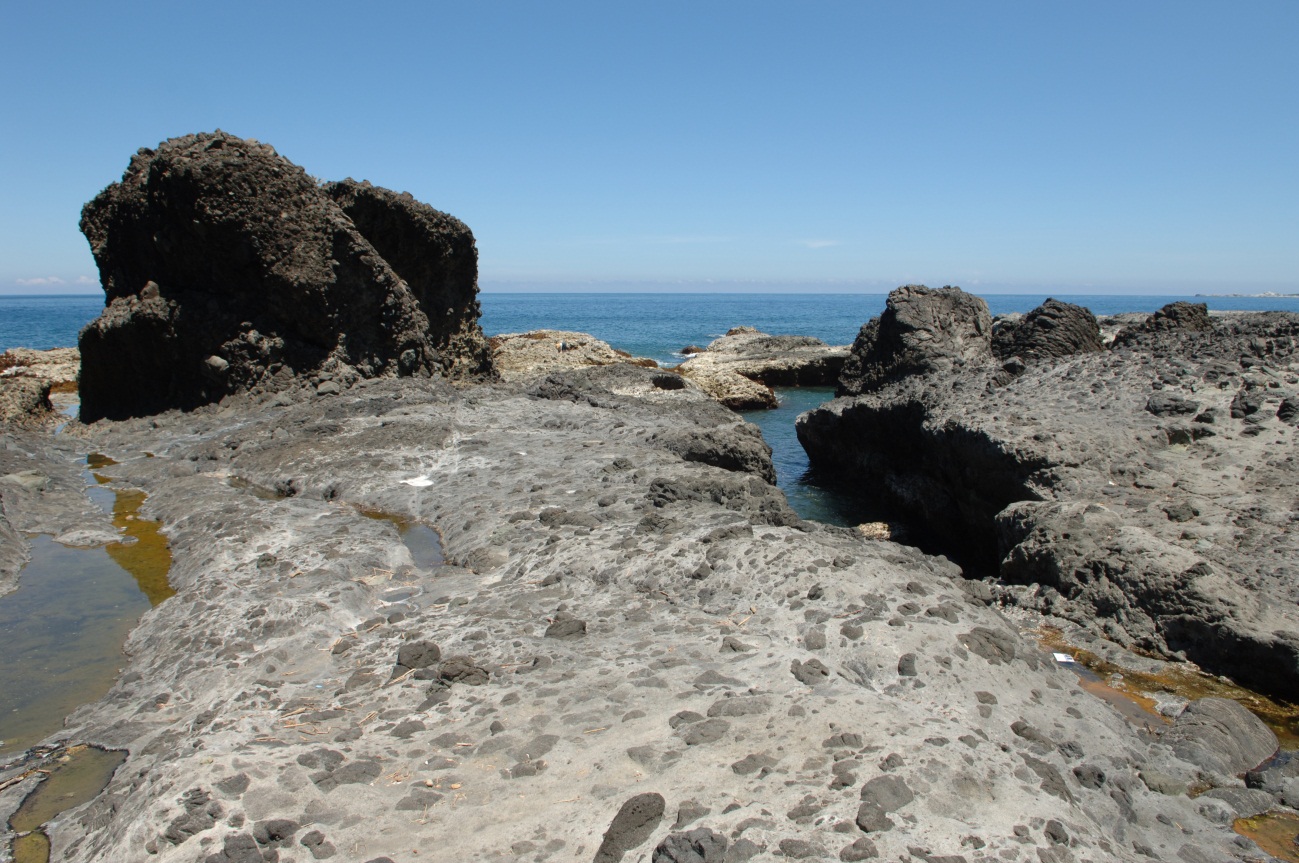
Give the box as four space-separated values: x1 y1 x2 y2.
677 326 848 410
836 286 993 396
0 348 79 426
1121 300 1213 339
991 298 1104 364
490 330 657 382
77 131 492 422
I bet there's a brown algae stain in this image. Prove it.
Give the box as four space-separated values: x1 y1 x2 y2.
101 487 173 606
1234 812 1299 863
1073 674 1169 730
1039 627 1299 749
8 745 127 863
85 452 117 472
87 453 174 606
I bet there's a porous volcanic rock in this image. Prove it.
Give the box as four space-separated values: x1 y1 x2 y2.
323 179 491 378
490 330 657 382
991 298 1104 364
0 375 53 427
800 300 1299 698
678 327 848 410
683 326 848 387
2 361 1260 863
0 348 80 391
77 131 490 422
1116 301 1213 342
0 348 80 426
837 285 993 397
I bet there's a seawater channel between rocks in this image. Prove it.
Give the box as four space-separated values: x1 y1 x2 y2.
740 386 889 527
0 455 172 758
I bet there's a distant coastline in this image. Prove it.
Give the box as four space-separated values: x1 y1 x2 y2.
1195 292 1299 298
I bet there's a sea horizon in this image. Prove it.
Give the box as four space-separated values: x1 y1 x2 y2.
5 290 1299 359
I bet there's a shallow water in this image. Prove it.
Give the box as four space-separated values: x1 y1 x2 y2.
0 537 149 756
8 744 126 863
359 509 445 570
739 387 891 527
1235 812 1299 863
1040 628 1299 749
89 455 174 606
0 457 172 757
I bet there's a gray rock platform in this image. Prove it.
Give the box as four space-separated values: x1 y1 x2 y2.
0 364 1275 862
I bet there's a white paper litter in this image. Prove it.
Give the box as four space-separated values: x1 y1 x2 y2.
1052 652 1076 663
401 476 433 488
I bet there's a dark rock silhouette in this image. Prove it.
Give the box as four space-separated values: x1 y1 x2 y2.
837 285 992 397
78 131 491 421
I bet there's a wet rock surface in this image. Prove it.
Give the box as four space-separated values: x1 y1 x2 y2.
800 288 1299 699
76 132 490 421
0 356 1280 862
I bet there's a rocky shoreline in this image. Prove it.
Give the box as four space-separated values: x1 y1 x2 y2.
798 287 1299 703
1 366 1289 863
2 135 1297 863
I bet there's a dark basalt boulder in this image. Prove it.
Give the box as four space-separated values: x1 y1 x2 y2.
78 131 492 422
323 179 491 379
992 298 1103 364
1113 301 1213 347
837 285 993 396
1140 301 1213 333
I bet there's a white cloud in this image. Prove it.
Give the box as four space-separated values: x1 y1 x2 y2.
797 239 840 249
75 275 96 284
16 276 66 285
575 235 734 246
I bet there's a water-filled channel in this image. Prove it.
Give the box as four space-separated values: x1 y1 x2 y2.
739 386 891 527
0 456 172 757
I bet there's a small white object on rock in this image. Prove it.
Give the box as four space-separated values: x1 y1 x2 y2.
401 476 434 488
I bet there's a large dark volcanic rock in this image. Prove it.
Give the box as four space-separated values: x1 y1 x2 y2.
78 131 491 421
837 285 992 396
800 298 1299 698
991 298 1104 363
324 179 490 378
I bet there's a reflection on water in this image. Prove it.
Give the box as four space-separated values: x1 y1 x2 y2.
8 744 126 863
0 537 149 756
0 454 173 756
359 509 445 570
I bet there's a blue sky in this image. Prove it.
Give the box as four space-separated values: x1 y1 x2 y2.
1 1 1295 295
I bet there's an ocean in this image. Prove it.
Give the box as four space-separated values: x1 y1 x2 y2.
8 291 1299 360
7 291 1298 525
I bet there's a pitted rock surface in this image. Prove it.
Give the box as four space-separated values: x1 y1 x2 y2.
801 290 1299 698
837 285 993 396
0 351 1274 863
77 132 490 421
